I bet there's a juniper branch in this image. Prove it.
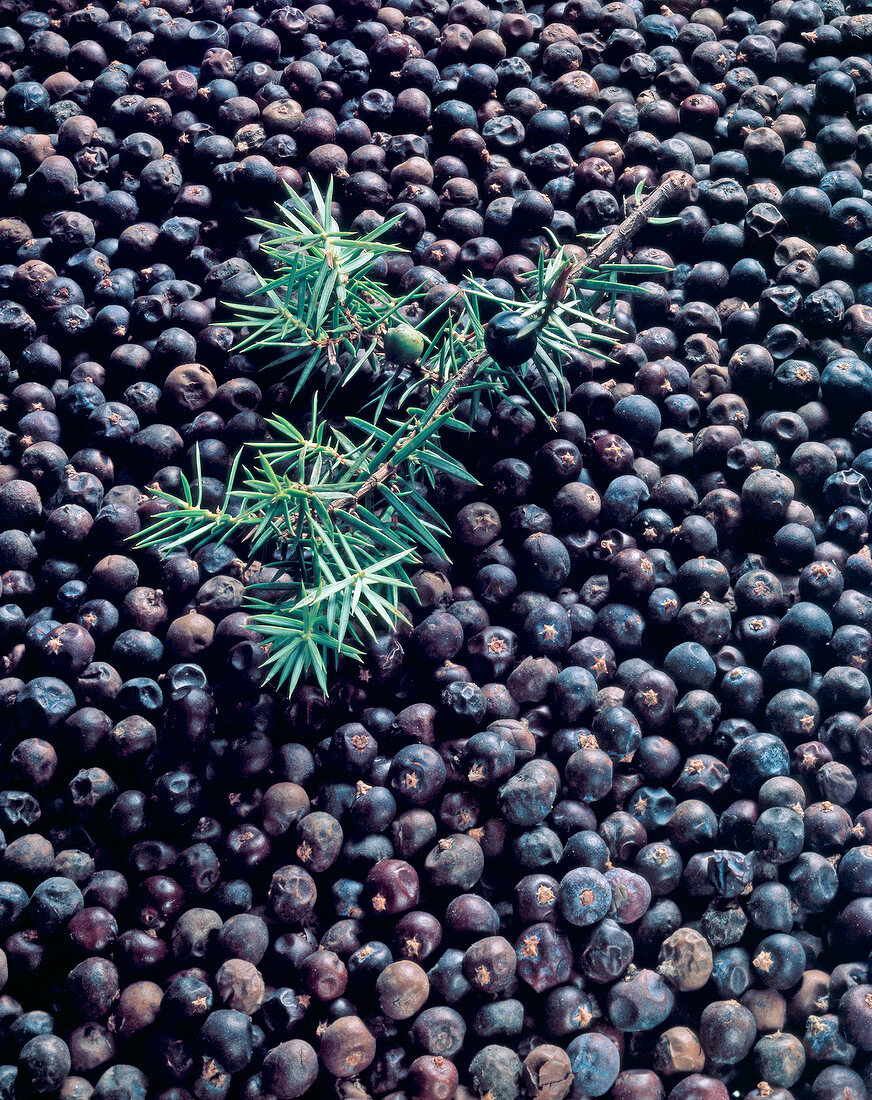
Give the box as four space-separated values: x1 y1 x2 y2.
136 178 676 697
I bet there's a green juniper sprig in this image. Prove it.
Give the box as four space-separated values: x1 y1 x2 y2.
136 396 472 693
136 177 678 697
227 180 420 401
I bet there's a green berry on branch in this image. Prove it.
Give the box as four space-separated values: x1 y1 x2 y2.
384 324 426 365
